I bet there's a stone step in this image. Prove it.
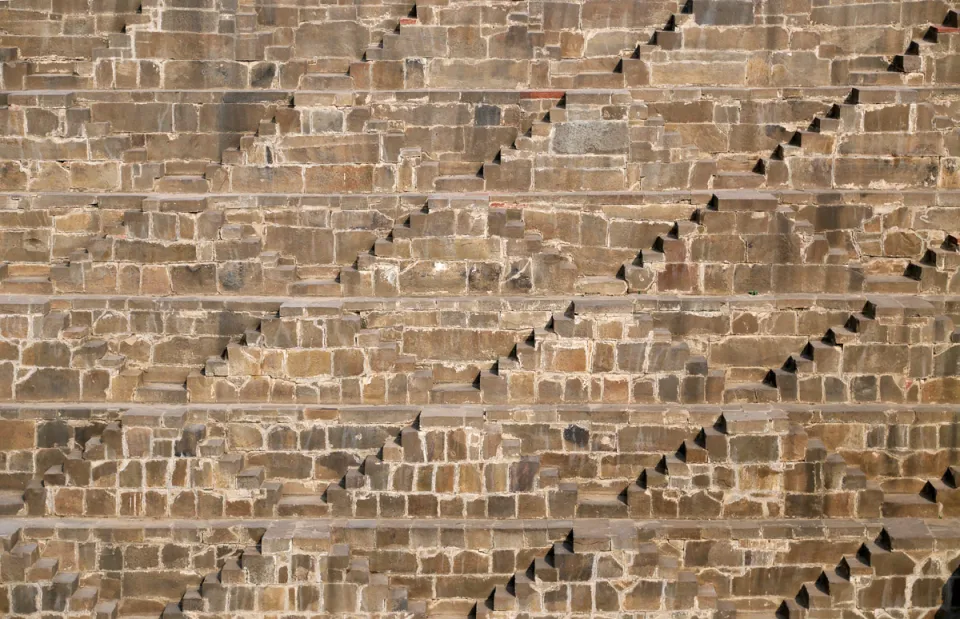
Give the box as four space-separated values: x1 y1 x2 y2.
136 382 188 404
838 554 872 578
93 47 131 59
574 275 627 295
23 73 85 89
848 71 905 86
27 556 59 581
863 274 920 294
654 29 682 49
277 494 329 517
825 326 858 346
844 312 875 334
712 171 764 189
710 191 778 211
7 541 40 574
47 571 80 611
881 492 939 518
812 116 841 133
180 586 202 612
661 454 690 476
154 175 208 194
892 53 922 73
69 586 100 611
161 602 185 618
236 467 265 490
572 72 625 89
784 354 814 374
790 130 834 154
576 495 628 518
920 247 960 270
1 276 53 294
433 175 485 192
94 600 119 619
816 569 854 601
300 73 354 89
798 582 831 608
772 142 802 160
924 24 960 43
639 248 665 265
723 382 779 403
290 278 341 296
429 382 482 405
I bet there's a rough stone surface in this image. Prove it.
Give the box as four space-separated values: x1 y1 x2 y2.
0 0 958 616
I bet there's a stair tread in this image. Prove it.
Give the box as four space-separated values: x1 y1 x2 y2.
430 383 480 392
865 274 917 282
726 382 778 391
883 492 935 504
278 494 326 505
138 382 187 391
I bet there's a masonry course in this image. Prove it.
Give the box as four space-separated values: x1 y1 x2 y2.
1 0 960 616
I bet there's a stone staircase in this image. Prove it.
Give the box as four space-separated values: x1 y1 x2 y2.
1 527 121 617
723 296 957 404
1 0 960 617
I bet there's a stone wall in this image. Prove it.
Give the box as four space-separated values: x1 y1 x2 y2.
0 0 959 617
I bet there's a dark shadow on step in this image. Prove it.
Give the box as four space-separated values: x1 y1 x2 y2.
937 562 960 618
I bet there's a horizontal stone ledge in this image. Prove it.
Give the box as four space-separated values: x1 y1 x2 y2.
3 518 957 552
5 516 954 535
9 86 960 99
3 401 960 424
4 188 960 207
0 293 955 325
1 292 956 306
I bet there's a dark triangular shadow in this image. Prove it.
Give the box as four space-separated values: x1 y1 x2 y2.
937 562 960 618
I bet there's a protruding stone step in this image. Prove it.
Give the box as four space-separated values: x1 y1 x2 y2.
136 381 188 404
24 73 85 89
154 175 208 194
881 493 939 518
798 582 831 608
573 72 625 89
277 495 328 517
300 73 354 89
710 191 778 212
27 557 59 581
639 248 665 265
45 571 80 612
654 29 682 49
429 382 482 404
575 276 627 295
2 276 53 294
816 569 853 601
825 326 857 346
790 130 834 154
69 586 99 611
94 600 119 619
236 467 265 489
848 70 906 86
892 52 922 73
290 278 341 296
812 116 840 133
161 602 186 619
433 175 485 192
712 171 764 189
863 274 920 294
723 382 779 403
576 495 628 518
838 554 872 578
